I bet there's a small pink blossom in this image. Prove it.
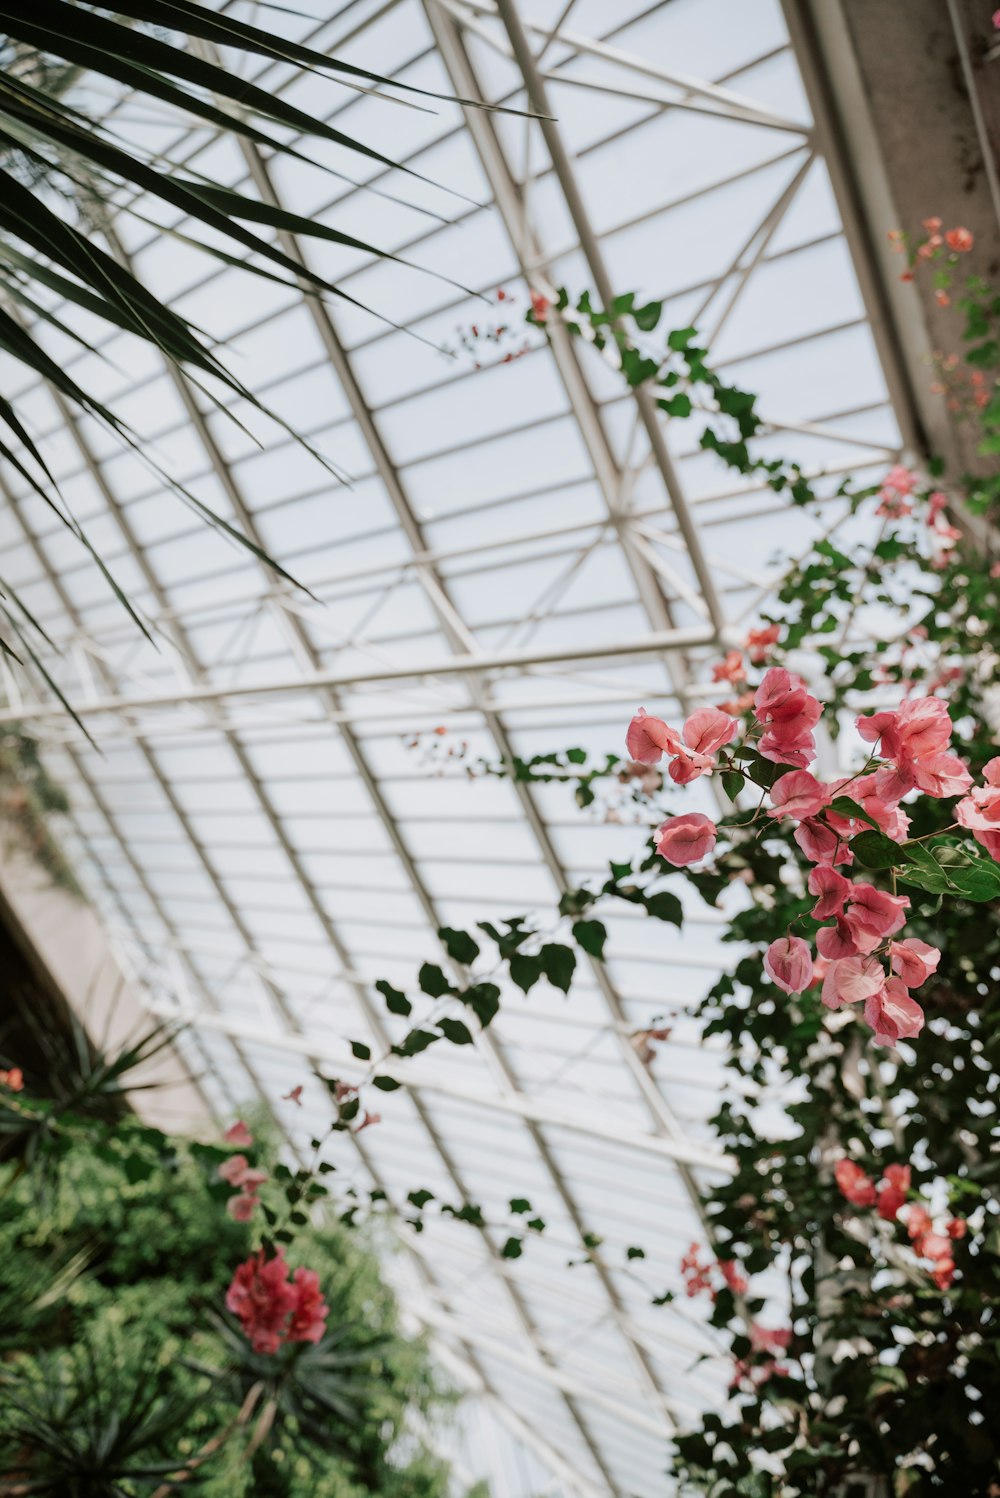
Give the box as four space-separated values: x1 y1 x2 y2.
865 977 925 1045
682 706 738 757
956 757 1000 859
821 956 885 1009
745 623 781 664
889 938 941 988
807 866 851 920
712 650 745 684
877 1163 911 1220
227 1193 259 1222
626 708 680 764
223 1120 254 1149
835 1158 877 1208
794 818 852 867
947 1217 967 1240
0 1067 24 1092
287 1267 330 1344
655 812 717 866
842 884 909 954
763 936 814 995
218 1154 252 1187
283 1085 304 1106
768 770 830 821
945 226 973 252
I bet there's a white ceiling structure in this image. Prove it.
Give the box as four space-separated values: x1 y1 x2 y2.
0 0 914 1492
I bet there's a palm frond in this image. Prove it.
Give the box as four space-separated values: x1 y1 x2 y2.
0 2 516 725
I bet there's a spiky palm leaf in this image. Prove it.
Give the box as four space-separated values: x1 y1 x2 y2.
0 4 515 704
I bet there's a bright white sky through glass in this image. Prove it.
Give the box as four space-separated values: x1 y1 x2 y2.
0 0 903 1491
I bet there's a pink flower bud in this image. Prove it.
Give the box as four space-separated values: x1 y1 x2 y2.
763 936 813 995
655 813 717 866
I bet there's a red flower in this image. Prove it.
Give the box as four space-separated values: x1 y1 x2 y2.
877 1164 911 1220
226 1250 329 1353
745 623 781 664
226 1250 299 1354
945 226 973 252
0 1067 24 1092
287 1267 329 1344
223 1120 254 1148
835 1159 877 1208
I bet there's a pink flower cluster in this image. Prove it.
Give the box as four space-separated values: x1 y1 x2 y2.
834 1159 966 1291
0 1066 24 1092
219 1120 268 1222
956 757 1000 860
680 1242 748 1301
731 1323 792 1392
226 1248 329 1354
627 704 737 785
630 662 992 1047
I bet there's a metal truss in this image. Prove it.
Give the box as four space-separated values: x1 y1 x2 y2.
0 1 919 1492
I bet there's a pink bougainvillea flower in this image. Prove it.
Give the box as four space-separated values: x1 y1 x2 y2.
768 770 830 821
218 1154 251 1187
881 465 917 495
223 1120 254 1148
877 1163 911 1220
0 1067 24 1092
931 1258 956 1290
910 751 973 799
857 697 952 764
655 812 717 866
842 884 910 954
718 1259 749 1295
753 668 818 724
626 708 681 764
821 956 885 1009
904 1203 933 1242
807 866 851 920
889 938 941 987
835 1158 877 1208
226 1250 299 1354
287 1267 330 1344
955 757 1000 859
227 1193 259 1222
746 623 781 664
947 1217 967 1240
711 650 745 684
864 977 924 1045
283 1085 304 1106
764 936 814 995
816 916 860 961
750 1323 791 1357
758 723 818 768
945 226 973 252
794 818 852 867
682 706 738 757
530 289 550 321
920 1232 953 1263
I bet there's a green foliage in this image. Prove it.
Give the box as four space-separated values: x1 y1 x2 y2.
0 1117 456 1496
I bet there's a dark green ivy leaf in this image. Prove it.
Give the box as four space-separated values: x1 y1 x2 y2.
438 1017 475 1046
375 979 411 1017
437 926 480 965
539 942 576 992
418 962 452 998
571 918 607 959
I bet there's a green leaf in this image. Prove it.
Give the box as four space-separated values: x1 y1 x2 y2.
626 1245 646 1261
438 1017 475 1047
392 1029 439 1058
850 830 908 869
539 943 576 993
437 927 481 965
463 982 501 1028
633 300 662 331
371 1076 402 1092
509 1198 531 1214
722 769 745 801
667 327 698 350
644 890 684 927
501 1236 523 1260
375 980 411 1018
828 795 881 831
418 963 452 998
407 1189 435 1209
508 953 542 994
571 918 607 959
349 1040 372 1061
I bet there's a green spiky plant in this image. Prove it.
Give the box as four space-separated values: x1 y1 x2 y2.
0 4 513 707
